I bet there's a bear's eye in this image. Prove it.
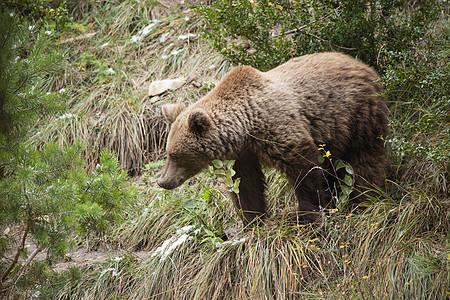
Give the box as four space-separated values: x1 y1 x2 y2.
169 154 178 162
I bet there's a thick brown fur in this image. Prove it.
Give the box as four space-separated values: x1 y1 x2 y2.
158 52 389 225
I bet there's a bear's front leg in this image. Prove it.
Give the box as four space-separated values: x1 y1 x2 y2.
229 150 266 226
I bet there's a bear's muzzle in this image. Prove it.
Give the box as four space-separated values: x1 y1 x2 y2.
157 177 181 190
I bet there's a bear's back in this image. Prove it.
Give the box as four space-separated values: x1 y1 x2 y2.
262 52 383 114
268 52 379 81
258 52 387 155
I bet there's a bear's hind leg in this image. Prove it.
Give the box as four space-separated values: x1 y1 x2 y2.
345 145 387 203
230 150 266 226
281 141 326 224
289 166 325 224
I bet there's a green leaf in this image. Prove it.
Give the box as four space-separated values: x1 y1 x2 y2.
335 160 346 171
223 160 235 169
224 177 233 187
341 185 352 196
203 190 212 200
343 174 353 186
226 168 236 178
183 200 198 209
214 169 226 177
231 178 241 194
212 160 223 169
318 155 325 164
345 164 354 175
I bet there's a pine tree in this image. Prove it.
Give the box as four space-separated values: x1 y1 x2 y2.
0 9 81 296
0 8 137 297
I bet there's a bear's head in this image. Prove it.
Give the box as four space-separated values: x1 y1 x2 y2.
157 103 215 190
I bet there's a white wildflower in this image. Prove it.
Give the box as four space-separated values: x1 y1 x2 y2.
100 268 115 277
59 88 66 93
159 32 169 43
152 232 193 261
28 25 35 31
104 68 115 75
229 237 248 245
113 256 123 262
139 22 157 36
131 35 142 43
162 43 174 53
209 64 215 69
176 225 195 235
163 234 192 259
184 16 190 21
178 33 196 40
216 237 248 248
10 13 13 17
45 30 52 35
58 113 74 120
171 49 183 55
31 290 40 299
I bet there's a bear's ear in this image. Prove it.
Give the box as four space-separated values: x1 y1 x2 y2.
162 103 186 123
188 109 212 136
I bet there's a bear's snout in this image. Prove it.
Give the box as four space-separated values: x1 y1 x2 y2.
156 177 176 190
158 156 204 190
157 166 187 190
157 159 187 190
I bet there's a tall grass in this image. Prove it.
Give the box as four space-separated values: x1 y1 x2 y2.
57 168 449 299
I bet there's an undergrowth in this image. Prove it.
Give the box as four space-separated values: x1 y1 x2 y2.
56 166 448 299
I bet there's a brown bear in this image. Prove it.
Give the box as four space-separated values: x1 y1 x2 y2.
157 52 389 225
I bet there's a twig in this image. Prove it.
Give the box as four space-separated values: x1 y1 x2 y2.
271 5 356 51
58 31 98 44
0 12 13 53
10 247 42 296
33 145 82 174
376 43 386 69
1 228 28 283
298 29 357 51
13 54 66 94
272 7 340 39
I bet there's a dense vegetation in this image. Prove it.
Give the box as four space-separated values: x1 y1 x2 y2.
0 0 448 299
